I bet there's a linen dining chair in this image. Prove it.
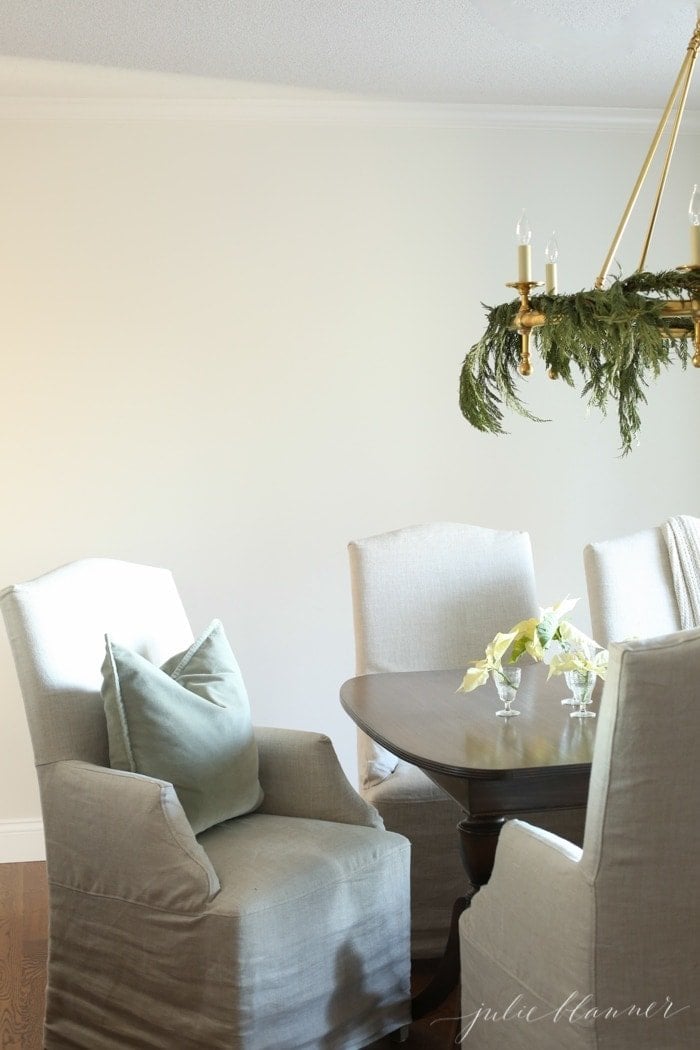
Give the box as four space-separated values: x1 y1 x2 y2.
347 522 586 959
584 524 681 645
459 627 700 1049
2 558 411 1050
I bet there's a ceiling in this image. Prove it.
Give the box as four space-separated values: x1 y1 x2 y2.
1 0 699 110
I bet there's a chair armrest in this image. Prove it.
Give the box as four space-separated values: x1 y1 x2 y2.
254 727 383 829
461 819 591 999
488 817 585 891
40 760 220 910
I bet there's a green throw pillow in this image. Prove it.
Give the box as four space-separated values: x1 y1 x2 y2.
101 619 264 834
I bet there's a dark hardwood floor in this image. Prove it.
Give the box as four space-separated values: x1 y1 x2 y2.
0 862 48 1049
368 960 461 1048
0 862 458 1049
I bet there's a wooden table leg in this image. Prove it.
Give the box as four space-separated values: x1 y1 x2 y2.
410 893 470 1020
457 815 506 888
410 815 506 1021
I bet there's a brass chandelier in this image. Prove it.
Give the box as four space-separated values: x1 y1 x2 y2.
460 15 700 453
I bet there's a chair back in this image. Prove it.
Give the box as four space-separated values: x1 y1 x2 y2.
1 558 193 767
348 523 539 782
349 522 539 673
580 628 700 1029
584 526 680 645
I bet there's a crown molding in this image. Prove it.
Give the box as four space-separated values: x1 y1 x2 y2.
0 96 698 132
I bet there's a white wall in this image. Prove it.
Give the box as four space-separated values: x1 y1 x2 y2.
1 67 698 854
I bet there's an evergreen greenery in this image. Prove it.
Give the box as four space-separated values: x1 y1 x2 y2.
459 269 699 454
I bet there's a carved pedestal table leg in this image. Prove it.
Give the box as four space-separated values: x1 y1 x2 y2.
410 815 505 1020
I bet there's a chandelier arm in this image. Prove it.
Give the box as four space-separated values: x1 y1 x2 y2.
595 19 700 289
637 43 699 273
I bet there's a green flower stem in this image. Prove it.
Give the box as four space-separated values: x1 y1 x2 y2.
494 666 518 685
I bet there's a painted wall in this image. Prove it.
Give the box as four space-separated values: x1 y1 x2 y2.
1 66 698 854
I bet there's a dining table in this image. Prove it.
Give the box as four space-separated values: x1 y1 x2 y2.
340 662 597 1018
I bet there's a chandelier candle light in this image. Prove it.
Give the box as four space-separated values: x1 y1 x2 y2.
692 183 700 263
460 15 700 453
545 233 559 294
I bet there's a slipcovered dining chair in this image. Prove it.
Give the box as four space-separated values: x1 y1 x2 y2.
459 627 700 1049
1 558 411 1050
348 522 586 958
584 524 681 645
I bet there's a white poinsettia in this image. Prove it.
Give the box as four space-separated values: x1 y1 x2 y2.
508 616 544 661
547 646 609 681
458 631 517 693
534 596 580 648
549 596 580 620
510 596 580 663
557 619 603 652
457 596 608 698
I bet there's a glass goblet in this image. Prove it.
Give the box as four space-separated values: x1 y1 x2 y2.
561 669 578 706
493 665 522 718
568 669 597 718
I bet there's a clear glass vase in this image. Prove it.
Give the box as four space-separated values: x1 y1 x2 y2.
493 665 522 717
568 669 597 718
561 669 578 706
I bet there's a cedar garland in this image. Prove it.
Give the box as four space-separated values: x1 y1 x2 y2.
459 269 699 454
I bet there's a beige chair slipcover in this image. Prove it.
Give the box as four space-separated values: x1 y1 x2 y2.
584 525 682 645
348 522 586 958
1 558 411 1049
459 628 699 1048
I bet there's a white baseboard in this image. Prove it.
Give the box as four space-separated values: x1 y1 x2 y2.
0 818 45 863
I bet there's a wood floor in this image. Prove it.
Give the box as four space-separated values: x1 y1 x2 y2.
0 862 458 1049
0 862 48 1049
366 958 460 1049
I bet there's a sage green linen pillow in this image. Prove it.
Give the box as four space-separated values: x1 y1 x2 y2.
101 619 263 834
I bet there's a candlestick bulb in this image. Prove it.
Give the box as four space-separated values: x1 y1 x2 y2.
516 211 532 246
545 232 559 263
689 184 700 225
690 185 700 266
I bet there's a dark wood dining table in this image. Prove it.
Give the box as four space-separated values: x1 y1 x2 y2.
340 662 597 1018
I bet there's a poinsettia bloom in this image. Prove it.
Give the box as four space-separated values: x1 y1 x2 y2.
557 619 602 651
485 631 518 665
458 630 517 693
549 596 579 621
510 617 545 661
547 647 609 680
590 648 609 679
509 600 579 662
534 596 580 648
459 664 491 692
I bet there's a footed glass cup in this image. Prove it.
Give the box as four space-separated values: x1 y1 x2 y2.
562 669 578 706
568 669 597 718
493 665 522 718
